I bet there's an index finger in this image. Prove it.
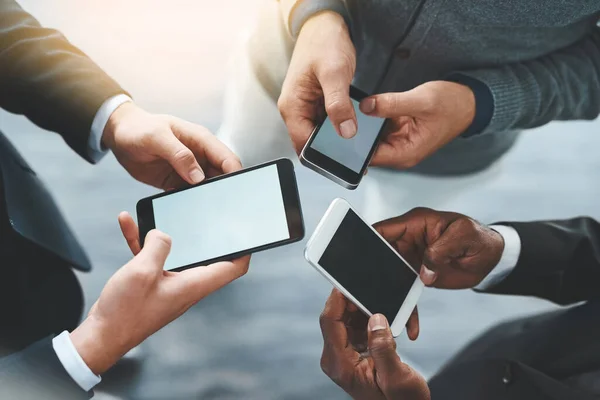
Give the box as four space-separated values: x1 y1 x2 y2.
319 289 354 354
172 255 251 304
118 211 141 255
373 216 410 243
370 141 402 168
171 118 243 174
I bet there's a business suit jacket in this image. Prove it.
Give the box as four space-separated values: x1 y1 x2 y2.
0 338 91 400
0 0 126 162
0 1 126 398
429 217 600 400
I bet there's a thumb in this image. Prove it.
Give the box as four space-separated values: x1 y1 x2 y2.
368 314 403 377
138 230 172 271
360 90 430 118
316 70 357 139
155 131 205 184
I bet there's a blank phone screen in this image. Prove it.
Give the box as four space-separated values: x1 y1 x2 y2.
152 165 290 270
310 99 385 173
319 209 417 322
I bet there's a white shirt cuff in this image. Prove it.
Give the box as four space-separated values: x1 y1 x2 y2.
475 225 522 290
52 331 102 392
88 94 132 163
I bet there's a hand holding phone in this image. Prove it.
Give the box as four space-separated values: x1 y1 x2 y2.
300 86 387 189
136 159 304 271
305 199 423 337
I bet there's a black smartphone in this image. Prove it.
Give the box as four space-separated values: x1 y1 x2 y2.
136 158 304 271
300 86 387 189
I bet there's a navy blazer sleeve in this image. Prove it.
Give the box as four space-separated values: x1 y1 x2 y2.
0 0 127 162
482 217 600 306
0 337 92 399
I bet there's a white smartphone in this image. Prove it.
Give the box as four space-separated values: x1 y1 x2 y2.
300 86 387 190
304 198 424 337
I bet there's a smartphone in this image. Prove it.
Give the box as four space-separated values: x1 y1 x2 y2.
136 158 305 271
300 86 387 190
304 198 424 337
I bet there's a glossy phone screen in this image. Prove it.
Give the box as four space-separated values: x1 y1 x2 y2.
152 164 290 270
318 209 417 322
309 99 386 173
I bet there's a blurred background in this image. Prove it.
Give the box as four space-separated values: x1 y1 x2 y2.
1 1 599 399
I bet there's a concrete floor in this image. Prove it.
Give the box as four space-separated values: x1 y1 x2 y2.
2 1 600 399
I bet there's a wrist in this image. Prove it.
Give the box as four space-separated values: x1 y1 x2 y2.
453 83 476 134
445 74 493 137
301 10 347 36
481 227 505 280
292 1 350 39
101 101 137 151
70 316 128 376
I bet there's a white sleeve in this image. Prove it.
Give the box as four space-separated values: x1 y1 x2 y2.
87 94 132 163
52 331 102 391
474 225 522 290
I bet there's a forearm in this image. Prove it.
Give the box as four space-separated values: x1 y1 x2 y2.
0 0 127 161
482 218 600 305
451 28 600 135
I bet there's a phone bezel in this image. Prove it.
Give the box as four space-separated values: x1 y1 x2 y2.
136 158 305 272
300 86 387 190
304 198 424 337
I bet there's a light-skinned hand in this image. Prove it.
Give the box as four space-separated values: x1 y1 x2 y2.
102 102 242 189
278 11 357 152
360 81 476 169
69 212 250 375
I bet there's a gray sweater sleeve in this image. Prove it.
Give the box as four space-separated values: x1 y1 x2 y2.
288 0 350 38
456 28 600 134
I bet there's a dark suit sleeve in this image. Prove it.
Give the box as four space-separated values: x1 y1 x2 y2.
0 337 92 400
0 0 127 162
482 217 600 305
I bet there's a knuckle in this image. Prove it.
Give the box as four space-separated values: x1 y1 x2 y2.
237 261 250 277
172 147 194 164
320 356 332 377
453 216 479 235
385 94 401 112
397 156 420 169
318 311 330 330
277 95 289 114
325 98 352 117
372 335 396 352
410 206 433 215
425 245 446 265
146 230 172 249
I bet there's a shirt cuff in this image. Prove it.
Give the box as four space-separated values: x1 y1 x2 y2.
445 73 494 137
474 225 522 290
288 0 350 38
88 94 132 163
52 331 102 392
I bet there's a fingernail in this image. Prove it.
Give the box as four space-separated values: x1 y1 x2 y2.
339 119 357 139
360 98 376 114
189 168 205 183
369 314 388 332
421 265 437 285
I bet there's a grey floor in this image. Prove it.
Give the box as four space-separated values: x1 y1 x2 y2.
2 1 600 399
